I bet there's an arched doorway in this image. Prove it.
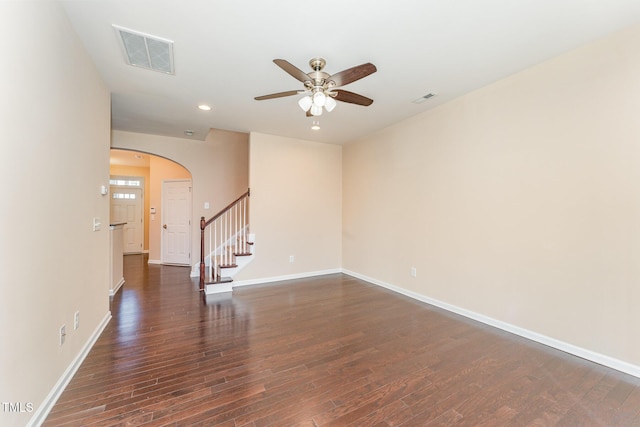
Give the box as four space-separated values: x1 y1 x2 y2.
110 149 193 265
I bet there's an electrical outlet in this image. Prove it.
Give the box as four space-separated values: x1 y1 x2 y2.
60 325 66 346
74 311 80 330
289 255 295 263
411 267 417 278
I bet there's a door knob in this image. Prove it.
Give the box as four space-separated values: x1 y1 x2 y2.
163 224 167 229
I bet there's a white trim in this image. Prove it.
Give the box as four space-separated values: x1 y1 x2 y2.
147 259 162 265
342 269 640 379
232 268 342 288
109 278 125 296
27 312 112 427
205 282 233 294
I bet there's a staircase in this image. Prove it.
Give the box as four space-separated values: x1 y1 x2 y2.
199 189 253 294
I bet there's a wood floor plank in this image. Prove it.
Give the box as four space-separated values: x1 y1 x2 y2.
44 254 640 426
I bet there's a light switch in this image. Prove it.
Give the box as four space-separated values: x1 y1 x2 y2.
92 217 101 231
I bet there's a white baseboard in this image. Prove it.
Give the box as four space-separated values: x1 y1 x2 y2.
28 311 112 427
342 269 640 379
147 259 162 265
232 268 342 288
109 278 125 296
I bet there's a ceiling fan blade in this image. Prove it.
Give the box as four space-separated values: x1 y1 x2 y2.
327 63 377 87
273 59 311 83
333 90 374 106
254 90 301 101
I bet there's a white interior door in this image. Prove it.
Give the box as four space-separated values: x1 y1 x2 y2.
162 180 191 265
110 187 143 254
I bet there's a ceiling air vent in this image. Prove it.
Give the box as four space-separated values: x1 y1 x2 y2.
412 92 437 104
113 25 174 75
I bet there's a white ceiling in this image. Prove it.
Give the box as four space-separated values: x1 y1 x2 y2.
61 0 640 145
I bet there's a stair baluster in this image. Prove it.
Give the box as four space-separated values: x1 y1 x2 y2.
199 189 250 290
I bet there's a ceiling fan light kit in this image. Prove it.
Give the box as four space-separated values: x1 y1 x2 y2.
298 89 337 116
298 96 313 112
255 57 377 118
310 104 323 116
324 96 336 112
313 91 326 107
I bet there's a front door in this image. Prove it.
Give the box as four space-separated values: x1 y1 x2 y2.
110 187 143 254
162 180 191 265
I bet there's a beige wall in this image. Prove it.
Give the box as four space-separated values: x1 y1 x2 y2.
109 164 151 251
111 128 249 269
234 132 342 281
1 10 636 427
0 2 111 426
343 24 640 368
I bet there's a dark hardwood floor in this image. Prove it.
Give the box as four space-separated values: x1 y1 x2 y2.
45 254 640 426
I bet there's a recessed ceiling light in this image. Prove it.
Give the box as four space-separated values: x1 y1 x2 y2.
311 121 320 131
184 130 194 136
198 104 211 111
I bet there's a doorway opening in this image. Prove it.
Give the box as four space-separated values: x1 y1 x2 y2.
110 149 192 265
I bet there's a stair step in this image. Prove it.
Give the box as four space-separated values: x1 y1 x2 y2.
234 252 252 257
206 276 233 285
219 263 238 269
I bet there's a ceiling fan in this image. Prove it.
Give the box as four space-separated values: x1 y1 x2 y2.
254 58 377 117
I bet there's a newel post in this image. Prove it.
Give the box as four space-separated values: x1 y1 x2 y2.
199 216 206 291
